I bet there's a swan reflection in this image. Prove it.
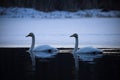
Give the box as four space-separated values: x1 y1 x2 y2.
70 33 103 80
28 51 58 69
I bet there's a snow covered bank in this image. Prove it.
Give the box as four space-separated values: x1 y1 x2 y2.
0 7 120 18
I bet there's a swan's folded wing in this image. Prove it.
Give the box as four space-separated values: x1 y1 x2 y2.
76 47 102 54
33 45 58 52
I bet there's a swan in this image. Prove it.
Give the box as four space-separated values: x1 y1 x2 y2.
70 33 103 61
26 32 58 67
70 33 103 80
26 32 58 53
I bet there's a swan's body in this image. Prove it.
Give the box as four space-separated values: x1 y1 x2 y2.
32 45 58 52
26 32 58 53
76 47 103 62
76 46 102 54
70 33 103 80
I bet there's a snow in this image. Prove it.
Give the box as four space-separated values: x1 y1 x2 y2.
0 7 120 18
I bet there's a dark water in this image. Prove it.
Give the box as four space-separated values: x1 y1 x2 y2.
0 48 120 80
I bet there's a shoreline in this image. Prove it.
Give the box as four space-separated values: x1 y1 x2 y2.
0 47 120 49
0 47 120 54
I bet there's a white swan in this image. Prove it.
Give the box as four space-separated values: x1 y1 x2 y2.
26 32 58 67
70 33 103 61
26 32 58 53
70 33 103 80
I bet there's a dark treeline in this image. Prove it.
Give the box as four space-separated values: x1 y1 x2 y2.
0 0 120 12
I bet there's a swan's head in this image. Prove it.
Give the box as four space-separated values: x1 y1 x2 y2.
26 32 34 37
70 33 78 38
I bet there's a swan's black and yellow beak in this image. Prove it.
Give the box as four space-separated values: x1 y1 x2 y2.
70 33 78 38
26 32 33 37
70 35 73 37
70 34 74 37
26 34 30 37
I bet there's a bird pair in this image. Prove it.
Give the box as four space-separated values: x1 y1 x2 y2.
26 32 103 70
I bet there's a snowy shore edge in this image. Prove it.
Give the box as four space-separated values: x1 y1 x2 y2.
0 47 120 54
0 7 120 18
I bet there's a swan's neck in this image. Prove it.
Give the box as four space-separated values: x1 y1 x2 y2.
30 35 35 51
74 37 78 53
